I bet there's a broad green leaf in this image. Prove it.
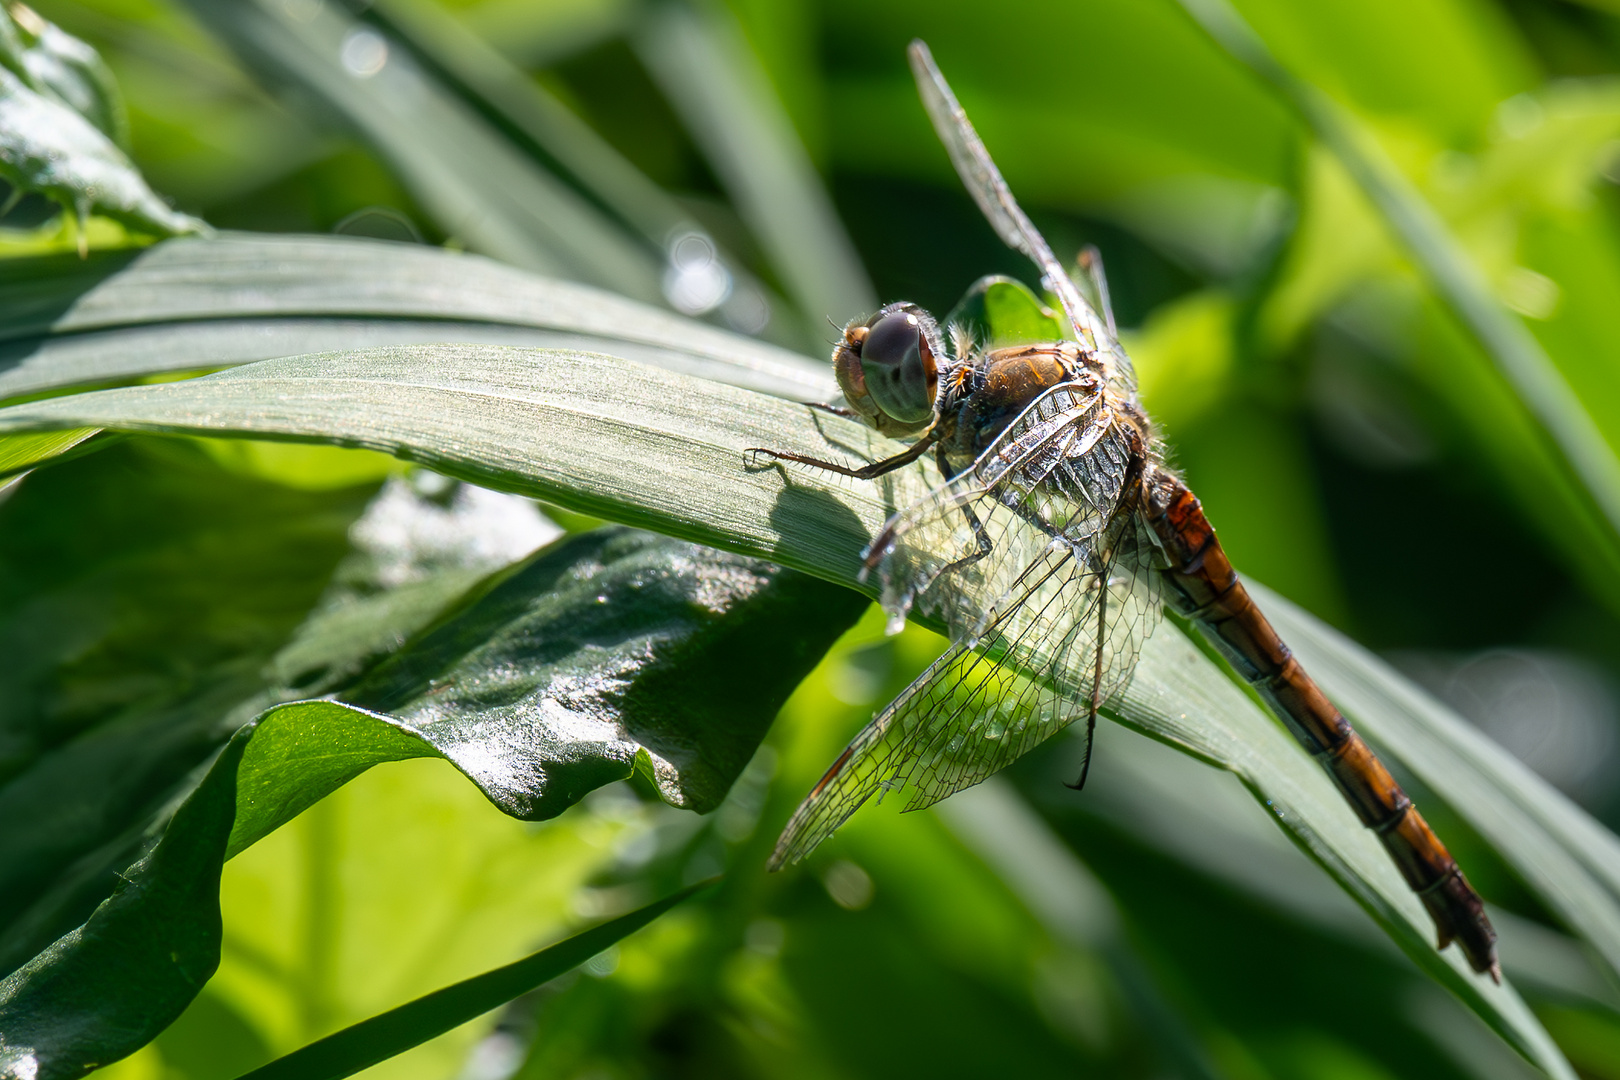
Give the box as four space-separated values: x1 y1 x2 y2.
0 439 375 977
0 65 203 245
0 697 250 1080
0 439 859 1075
0 234 830 406
182 744 651 1079
0 344 1573 1074
169 0 661 298
236 879 713 1080
0 698 697 1080
0 1 127 148
341 526 865 819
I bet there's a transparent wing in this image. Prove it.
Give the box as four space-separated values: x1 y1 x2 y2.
867 380 1130 639
770 493 1161 870
908 43 1103 349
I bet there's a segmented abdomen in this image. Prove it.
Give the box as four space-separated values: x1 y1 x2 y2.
1141 467 1499 980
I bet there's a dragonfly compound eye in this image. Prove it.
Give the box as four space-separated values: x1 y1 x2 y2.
859 308 938 425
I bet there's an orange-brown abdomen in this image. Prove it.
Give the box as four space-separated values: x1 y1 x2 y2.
1142 467 1500 980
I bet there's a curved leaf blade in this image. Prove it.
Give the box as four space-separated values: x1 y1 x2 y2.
0 698 677 1080
0 513 857 1077
0 235 830 405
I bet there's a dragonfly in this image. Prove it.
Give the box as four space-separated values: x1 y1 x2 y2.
750 40 1499 981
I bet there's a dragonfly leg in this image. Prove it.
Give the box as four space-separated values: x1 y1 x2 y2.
1065 561 1109 791
745 426 939 481
807 401 861 420
860 445 993 580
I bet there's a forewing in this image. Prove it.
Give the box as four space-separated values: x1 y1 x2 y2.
770 503 1162 869
867 381 1127 639
907 41 1107 354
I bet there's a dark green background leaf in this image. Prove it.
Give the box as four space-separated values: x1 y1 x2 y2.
0 439 374 977
0 432 861 1076
346 527 866 818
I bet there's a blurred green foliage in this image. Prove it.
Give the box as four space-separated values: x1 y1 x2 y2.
7 0 1620 1075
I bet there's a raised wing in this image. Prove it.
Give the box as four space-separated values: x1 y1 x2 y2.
908 40 1138 393
770 383 1163 869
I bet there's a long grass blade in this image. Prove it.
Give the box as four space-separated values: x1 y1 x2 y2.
1252 581 1620 984
0 235 830 404
171 0 663 298
233 879 715 1080
633 2 876 340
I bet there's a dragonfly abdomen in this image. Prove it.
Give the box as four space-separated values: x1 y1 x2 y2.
1141 468 1500 981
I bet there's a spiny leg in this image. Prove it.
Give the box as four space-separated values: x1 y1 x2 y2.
1065 560 1109 791
746 425 939 481
933 443 994 572
807 402 861 421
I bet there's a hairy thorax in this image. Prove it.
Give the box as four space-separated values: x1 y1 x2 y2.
937 340 1154 481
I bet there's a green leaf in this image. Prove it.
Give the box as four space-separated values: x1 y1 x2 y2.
0 344 1576 1074
1253 581 1620 987
342 526 866 818
0 66 204 244
235 879 714 1080
943 275 1066 349
0 426 99 474
0 0 193 245
0 701 249 1080
0 1 128 149
0 440 377 975
0 697 702 1080
0 234 830 407
0 435 859 1075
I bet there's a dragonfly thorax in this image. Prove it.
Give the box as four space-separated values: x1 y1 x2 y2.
937 340 1095 477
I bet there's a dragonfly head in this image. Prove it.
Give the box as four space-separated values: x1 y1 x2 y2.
833 302 942 436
